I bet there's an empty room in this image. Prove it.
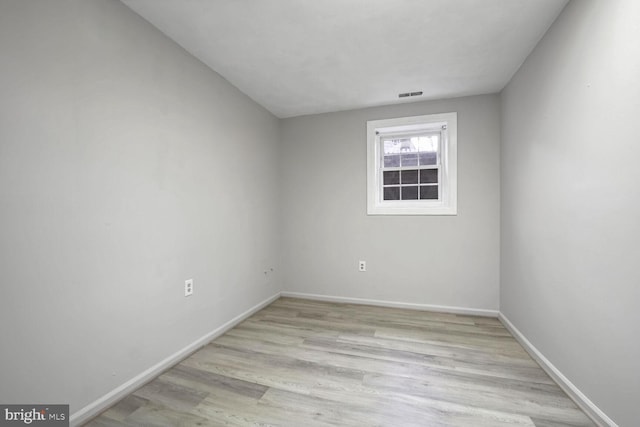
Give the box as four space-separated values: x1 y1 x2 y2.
0 0 638 426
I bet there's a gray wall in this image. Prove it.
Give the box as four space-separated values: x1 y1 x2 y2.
500 1 640 425
281 95 500 310
0 0 280 414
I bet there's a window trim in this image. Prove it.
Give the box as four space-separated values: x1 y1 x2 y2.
367 112 457 215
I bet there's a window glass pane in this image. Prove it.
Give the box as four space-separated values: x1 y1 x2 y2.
384 154 400 167
400 153 418 167
401 186 419 200
384 139 407 154
383 186 400 200
415 135 439 153
419 169 438 184
419 152 437 166
401 170 418 184
420 185 438 200
384 135 439 153
383 171 400 185
383 139 395 154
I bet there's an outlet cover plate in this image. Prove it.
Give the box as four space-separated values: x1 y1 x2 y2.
185 279 193 297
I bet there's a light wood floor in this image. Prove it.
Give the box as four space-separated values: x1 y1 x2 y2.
86 297 596 426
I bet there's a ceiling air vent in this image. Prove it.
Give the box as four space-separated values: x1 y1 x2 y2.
398 91 423 98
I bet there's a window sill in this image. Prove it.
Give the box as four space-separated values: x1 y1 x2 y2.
367 201 457 216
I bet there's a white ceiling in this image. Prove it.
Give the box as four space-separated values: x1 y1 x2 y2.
121 0 568 118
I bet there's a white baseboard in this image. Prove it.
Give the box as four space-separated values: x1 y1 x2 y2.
280 291 499 317
498 313 617 427
70 292 281 426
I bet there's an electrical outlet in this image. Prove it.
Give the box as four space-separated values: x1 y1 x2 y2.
358 260 366 272
184 279 193 297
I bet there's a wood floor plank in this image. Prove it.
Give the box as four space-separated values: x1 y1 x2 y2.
122 401 218 427
220 329 556 395
132 377 209 413
94 395 149 422
301 335 554 385
530 417 598 427
303 386 537 427
362 373 590 425
335 332 534 366
85 298 596 426
165 364 269 400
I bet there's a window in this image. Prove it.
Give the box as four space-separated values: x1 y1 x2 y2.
367 112 457 215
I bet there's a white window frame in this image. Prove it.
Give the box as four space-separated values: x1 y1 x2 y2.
367 112 457 215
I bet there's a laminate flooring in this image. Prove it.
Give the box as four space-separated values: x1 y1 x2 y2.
86 297 596 427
